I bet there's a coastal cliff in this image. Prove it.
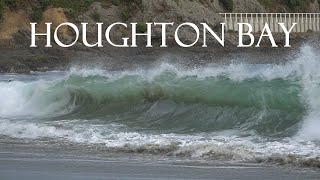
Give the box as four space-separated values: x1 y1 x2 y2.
0 0 319 73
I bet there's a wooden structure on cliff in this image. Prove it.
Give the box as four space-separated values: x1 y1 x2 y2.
220 13 320 33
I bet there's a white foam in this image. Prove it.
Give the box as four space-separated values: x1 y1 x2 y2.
0 120 72 139
1 119 319 161
0 80 74 117
296 46 320 140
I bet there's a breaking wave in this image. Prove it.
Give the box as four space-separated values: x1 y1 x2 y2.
0 45 320 167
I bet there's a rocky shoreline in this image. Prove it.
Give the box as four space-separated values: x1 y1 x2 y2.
0 30 318 74
0 0 319 73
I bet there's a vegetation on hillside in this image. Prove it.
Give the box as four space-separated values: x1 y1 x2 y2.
0 0 96 21
0 0 143 21
258 0 317 12
219 0 234 12
0 0 318 21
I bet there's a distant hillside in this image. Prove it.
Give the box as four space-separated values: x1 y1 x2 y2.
0 0 318 46
258 0 319 12
0 0 319 22
0 0 318 73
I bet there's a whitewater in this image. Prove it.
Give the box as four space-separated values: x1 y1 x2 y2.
0 45 320 167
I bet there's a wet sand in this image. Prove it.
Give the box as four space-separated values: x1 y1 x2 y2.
0 141 320 180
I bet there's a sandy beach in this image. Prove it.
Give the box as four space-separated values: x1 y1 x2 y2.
0 139 319 180
1 149 320 180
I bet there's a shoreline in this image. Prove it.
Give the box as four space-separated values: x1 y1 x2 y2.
1 136 320 169
0 33 318 74
1 140 320 180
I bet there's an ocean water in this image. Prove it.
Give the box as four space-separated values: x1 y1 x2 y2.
0 45 320 167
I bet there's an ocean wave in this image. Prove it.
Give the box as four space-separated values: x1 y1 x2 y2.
0 64 305 136
0 45 320 167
